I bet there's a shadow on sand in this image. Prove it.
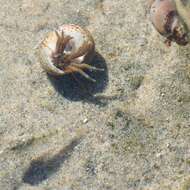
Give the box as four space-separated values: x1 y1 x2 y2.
48 52 109 105
23 138 81 186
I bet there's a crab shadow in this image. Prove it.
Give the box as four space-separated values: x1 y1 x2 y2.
48 52 108 105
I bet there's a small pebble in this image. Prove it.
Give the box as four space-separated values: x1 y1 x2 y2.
83 118 88 124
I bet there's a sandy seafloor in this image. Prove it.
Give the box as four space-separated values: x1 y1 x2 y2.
1 0 190 189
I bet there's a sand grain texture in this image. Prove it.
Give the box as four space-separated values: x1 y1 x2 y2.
1 0 190 189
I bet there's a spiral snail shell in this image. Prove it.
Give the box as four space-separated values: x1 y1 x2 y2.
150 0 189 45
38 24 103 82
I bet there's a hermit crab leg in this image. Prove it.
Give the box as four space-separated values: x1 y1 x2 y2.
64 65 96 82
60 36 73 53
71 63 104 71
54 31 63 53
65 42 92 61
75 69 96 82
55 31 73 54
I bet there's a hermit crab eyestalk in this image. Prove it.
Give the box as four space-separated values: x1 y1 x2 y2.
38 24 104 82
150 0 189 46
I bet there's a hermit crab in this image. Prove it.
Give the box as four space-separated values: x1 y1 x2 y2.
38 24 103 82
149 0 190 46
